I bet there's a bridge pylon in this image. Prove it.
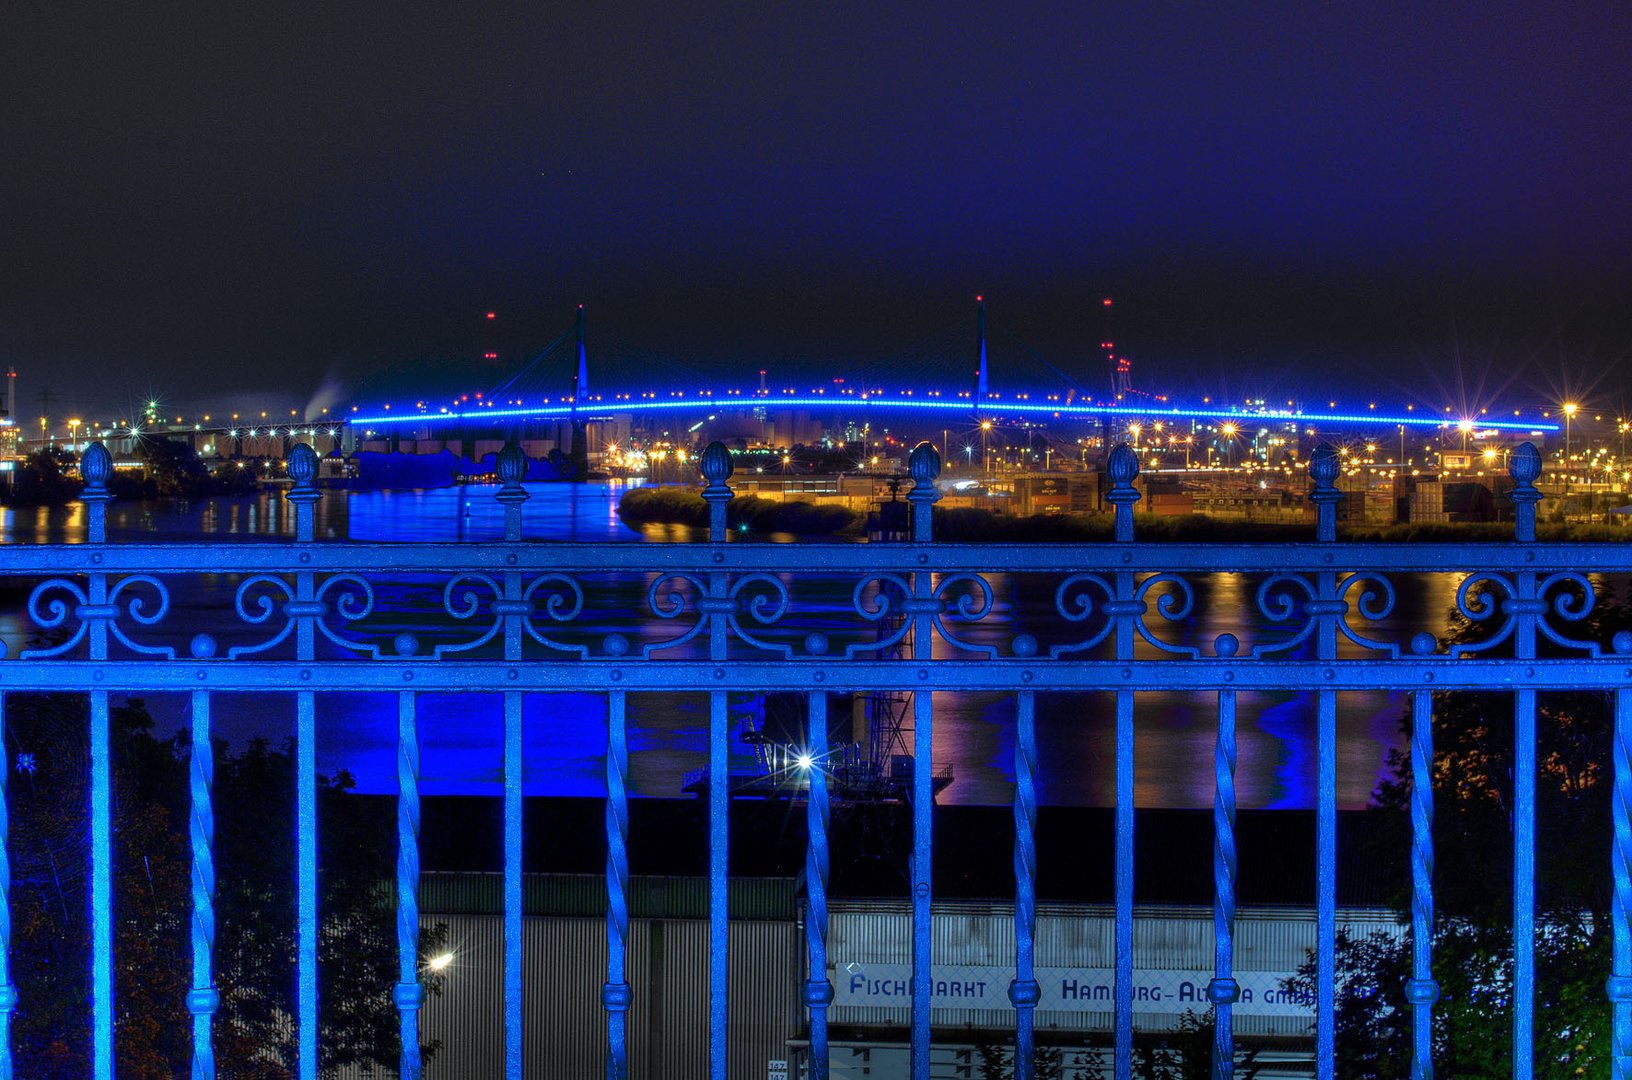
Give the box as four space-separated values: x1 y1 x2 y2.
569 304 589 477
974 295 989 408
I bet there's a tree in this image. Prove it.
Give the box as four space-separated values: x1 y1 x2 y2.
4 695 445 1074
6 447 81 506
135 438 210 497
1284 586 1632 1077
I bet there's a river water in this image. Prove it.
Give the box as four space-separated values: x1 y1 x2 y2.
1 483 1461 809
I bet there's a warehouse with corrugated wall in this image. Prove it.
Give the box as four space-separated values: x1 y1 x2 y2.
328 871 1401 1080
810 901 1402 1079
378 872 803 1080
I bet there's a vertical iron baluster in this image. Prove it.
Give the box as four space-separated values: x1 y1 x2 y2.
604 690 631 1080
1011 690 1039 1080
1509 445 1541 1080
1209 680 1240 1080
806 691 834 1080
700 443 734 1080
0 693 13 1079
1612 687 1632 1080
81 443 114 1080
907 443 940 1079
188 689 219 1079
287 443 321 1080
1106 443 1140 1077
503 690 523 1078
1405 685 1438 1079
496 441 530 1080
1309 446 1341 1077
395 690 423 1080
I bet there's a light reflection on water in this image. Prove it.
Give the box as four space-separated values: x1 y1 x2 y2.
2 484 1468 809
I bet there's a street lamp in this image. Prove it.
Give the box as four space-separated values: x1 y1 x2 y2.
1563 402 1578 494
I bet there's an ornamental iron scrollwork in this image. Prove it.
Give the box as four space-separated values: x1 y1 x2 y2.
435 573 505 657
225 573 378 658
1449 573 1518 658
1444 570 1601 659
726 573 795 659
1251 572 1401 659
1131 574 1201 659
519 575 589 658
1533 572 1601 656
20 574 176 660
1333 572 1400 658
311 574 379 657
844 574 914 659
1249 574 1318 659
1049 573 1116 658
227 575 299 659
435 573 589 658
930 574 999 659
642 572 710 658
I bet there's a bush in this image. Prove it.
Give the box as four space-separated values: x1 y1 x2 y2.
617 488 860 535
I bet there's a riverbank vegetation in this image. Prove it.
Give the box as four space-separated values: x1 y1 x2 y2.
3 444 267 507
617 487 1626 542
616 486 859 534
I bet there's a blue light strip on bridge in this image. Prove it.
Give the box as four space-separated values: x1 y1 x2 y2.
350 396 1559 433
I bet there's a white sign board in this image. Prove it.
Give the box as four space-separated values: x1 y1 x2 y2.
835 964 1313 1017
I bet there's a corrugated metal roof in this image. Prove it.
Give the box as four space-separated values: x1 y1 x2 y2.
419 871 799 921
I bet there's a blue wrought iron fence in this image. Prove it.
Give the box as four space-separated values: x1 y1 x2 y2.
0 435 1628 1080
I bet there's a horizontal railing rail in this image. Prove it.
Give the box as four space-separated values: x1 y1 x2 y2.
0 436 1624 1080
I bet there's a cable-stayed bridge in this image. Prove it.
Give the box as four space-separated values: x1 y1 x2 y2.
349 303 1557 437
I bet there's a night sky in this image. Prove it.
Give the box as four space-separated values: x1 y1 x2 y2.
5 3 1629 418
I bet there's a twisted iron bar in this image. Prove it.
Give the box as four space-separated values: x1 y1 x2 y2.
395 693 423 1080
1209 688 1239 1080
1407 689 1438 1079
188 693 219 1078
805 691 834 1080
1010 691 1039 1080
1612 689 1632 1080
0 695 13 1080
604 691 631 1080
